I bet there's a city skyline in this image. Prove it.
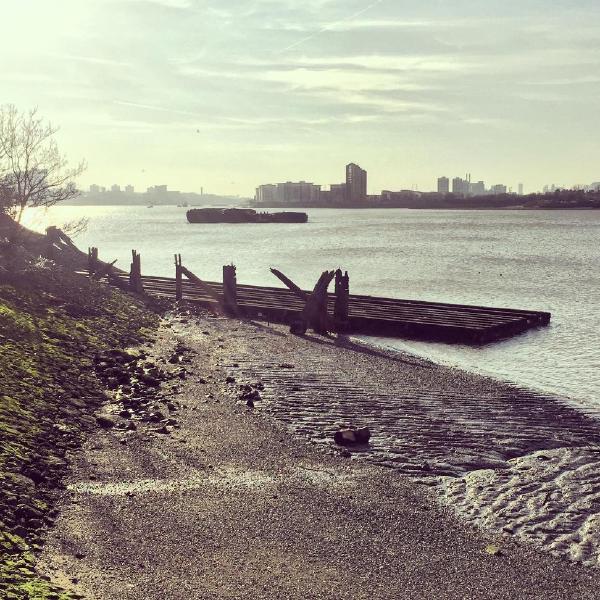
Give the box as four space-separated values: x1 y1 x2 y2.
4 1 599 195
91 168 600 199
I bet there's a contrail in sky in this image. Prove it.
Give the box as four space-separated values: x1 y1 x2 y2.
278 0 388 54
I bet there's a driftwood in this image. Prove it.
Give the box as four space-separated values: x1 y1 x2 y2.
90 259 129 291
271 268 335 335
91 259 118 281
180 264 223 314
43 227 80 262
270 268 308 300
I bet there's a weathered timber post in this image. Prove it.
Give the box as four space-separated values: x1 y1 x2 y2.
129 250 136 289
45 226 59 260
334 269 350 332
130 250 144 294
308 270 336 335
175 254 183 301
88 247 99 277
91 259 118 281
222 264 238 315
270 268 334 335
180 265 224 315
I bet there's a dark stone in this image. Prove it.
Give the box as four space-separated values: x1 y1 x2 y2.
15 504 43 521
146 411 165 423
22 468 45 485
333 427 371 446
96 415 116 429
106 377 120 390
241 389 261 403
289 320 307 335
140 374 160 387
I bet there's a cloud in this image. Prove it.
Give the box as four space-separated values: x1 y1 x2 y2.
277 0 388 53
3 0 600 192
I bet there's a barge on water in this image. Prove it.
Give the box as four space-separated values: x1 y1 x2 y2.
186 208 308 224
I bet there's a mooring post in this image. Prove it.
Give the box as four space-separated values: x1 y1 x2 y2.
222 264 238 315
88 247 99 277
129 250 135 288
334 269 350 332
130 250 144 294
175 254 183 301
45 226 58 260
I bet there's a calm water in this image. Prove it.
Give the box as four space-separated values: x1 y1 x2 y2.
24 206 600 408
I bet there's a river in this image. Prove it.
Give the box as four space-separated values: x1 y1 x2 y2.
23 205 600 409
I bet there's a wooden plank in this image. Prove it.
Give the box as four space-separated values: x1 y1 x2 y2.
98 271 549 344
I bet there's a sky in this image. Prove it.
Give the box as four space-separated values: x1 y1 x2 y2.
2 0 600 196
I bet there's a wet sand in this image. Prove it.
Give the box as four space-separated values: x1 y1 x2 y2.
39 312 600 598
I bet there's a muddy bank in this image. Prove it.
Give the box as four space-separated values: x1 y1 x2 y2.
197 315 600 567
37 311 600 599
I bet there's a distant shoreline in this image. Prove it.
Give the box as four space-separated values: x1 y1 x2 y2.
58 202 600 210
250 204 600 211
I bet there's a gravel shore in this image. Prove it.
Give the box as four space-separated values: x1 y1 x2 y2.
39 312 600 599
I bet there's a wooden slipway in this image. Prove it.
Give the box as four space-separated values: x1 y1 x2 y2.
117 273 551 345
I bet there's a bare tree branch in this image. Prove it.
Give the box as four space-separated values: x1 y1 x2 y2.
0 104 86 222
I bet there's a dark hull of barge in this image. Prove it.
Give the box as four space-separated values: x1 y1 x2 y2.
186 208 308 224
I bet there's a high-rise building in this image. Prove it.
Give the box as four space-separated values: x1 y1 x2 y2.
255 184 277 205
490 184 507 195
452 177 470 196
329 183 347 205
345 163 367 203
518 183 524 195
469 180 486 196
275 181 321 204
89 184 101 193
437 177 449 194
111 184 121 193
256 181 320 204
125 185 134 194
148 185 168 194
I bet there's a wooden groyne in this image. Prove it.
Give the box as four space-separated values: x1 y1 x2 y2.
83 248 550 345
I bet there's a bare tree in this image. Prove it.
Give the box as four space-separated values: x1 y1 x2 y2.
0 105 86 223
60 217 89 238
0 179 12 215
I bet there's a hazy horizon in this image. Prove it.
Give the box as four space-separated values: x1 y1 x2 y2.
3 0 600 196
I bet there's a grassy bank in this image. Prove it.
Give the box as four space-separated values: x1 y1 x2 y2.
0 263 160 599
